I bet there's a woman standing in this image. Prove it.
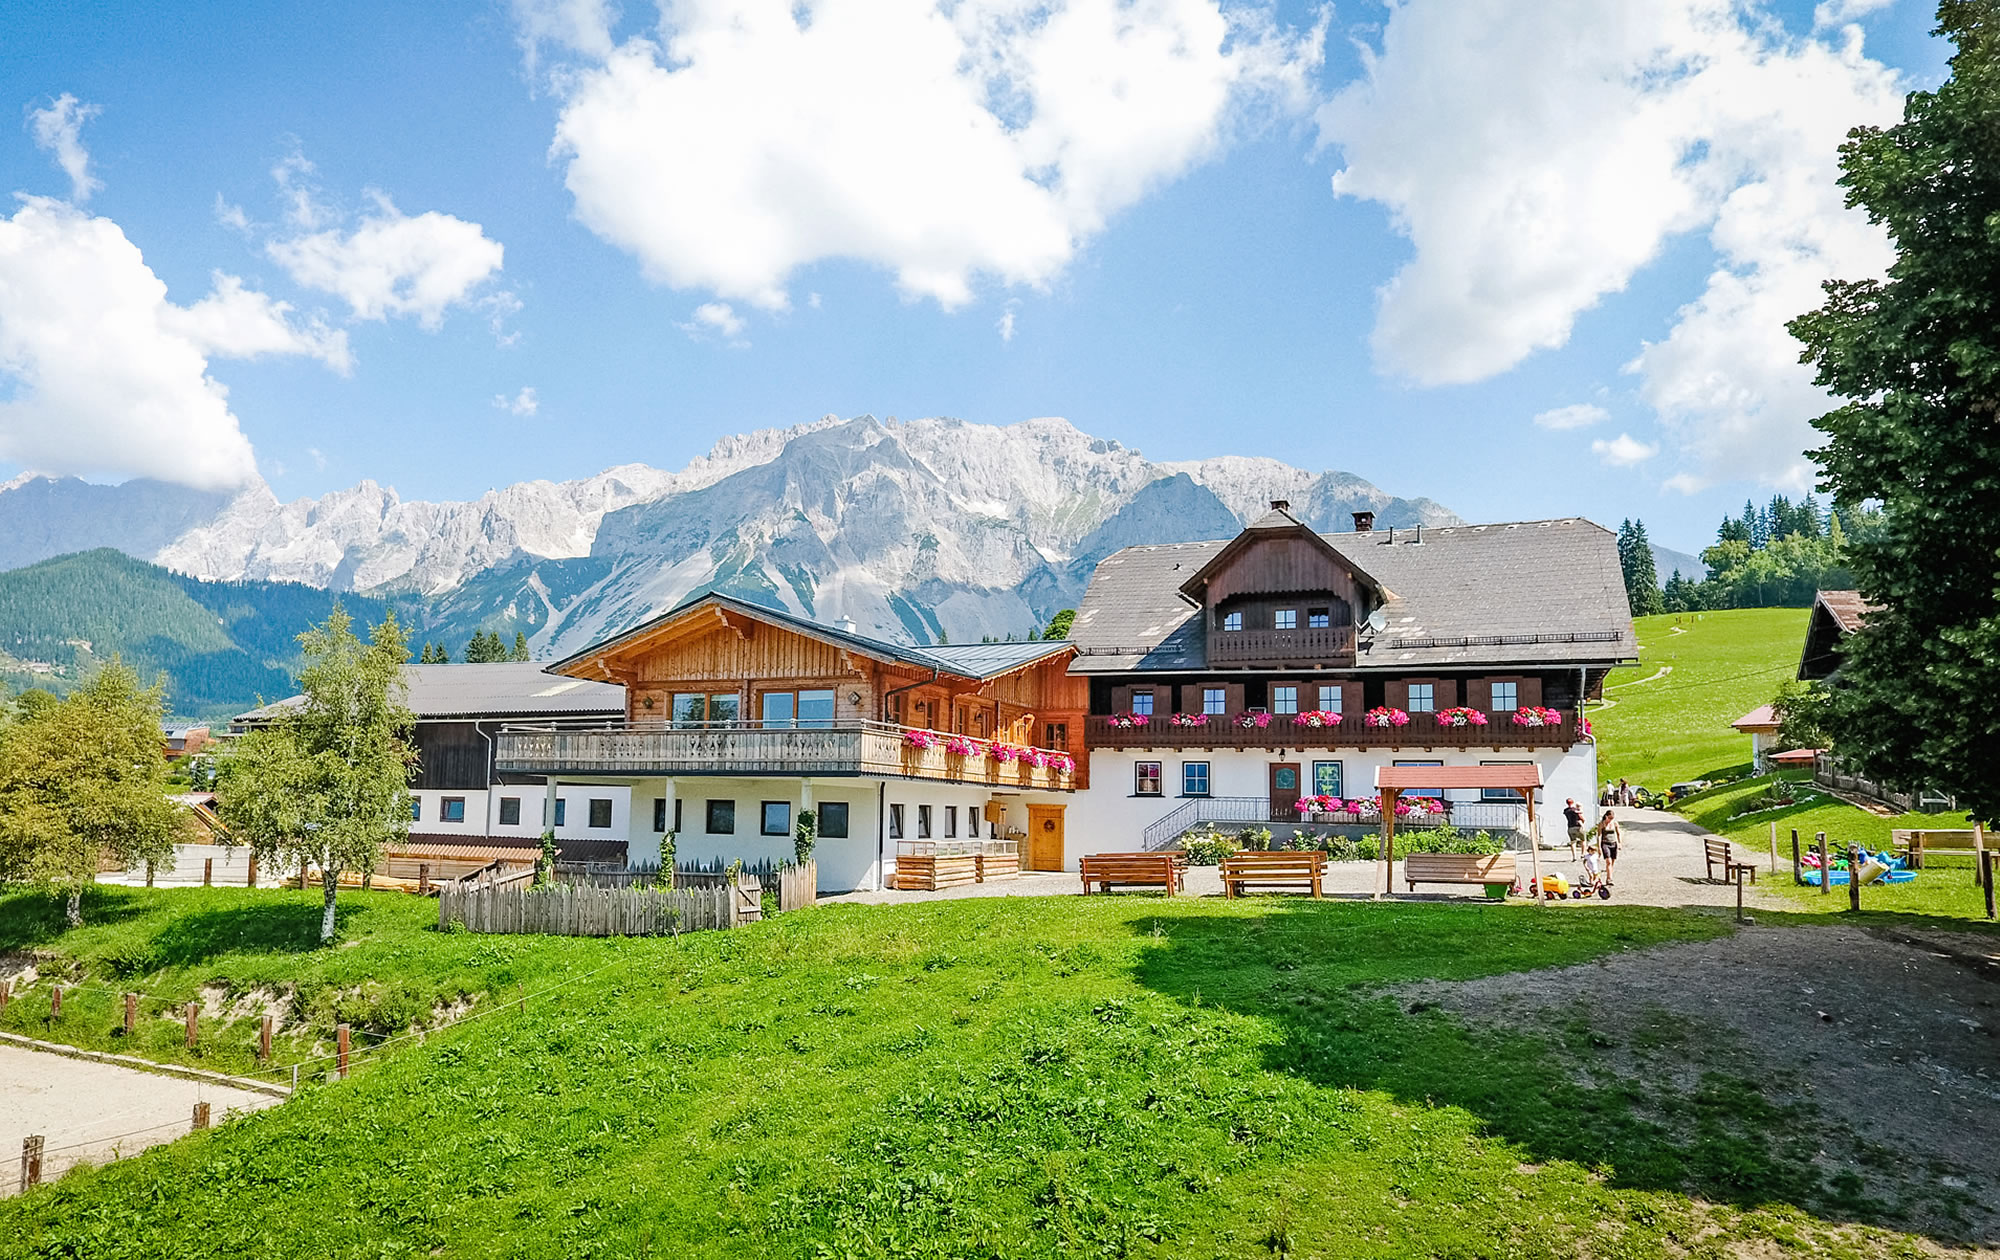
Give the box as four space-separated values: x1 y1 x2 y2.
1595 809 1622 885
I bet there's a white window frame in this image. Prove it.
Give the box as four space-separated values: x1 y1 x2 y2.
1135 761 1163 796
1131 690 1155 716
1222 611 1243 631
1274 609 1298 630
1271 685 1298 714
1202 688 1226 716
1407 683 1435 713
1490 681 1519 712
1182 761 1211 797
1318 685 1343 715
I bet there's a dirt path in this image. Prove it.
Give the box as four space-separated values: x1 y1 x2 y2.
1398 924 2000 1249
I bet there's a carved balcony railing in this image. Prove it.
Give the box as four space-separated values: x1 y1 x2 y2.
1206 623 1357 667
495 721 1077 792
1085 712 1578 751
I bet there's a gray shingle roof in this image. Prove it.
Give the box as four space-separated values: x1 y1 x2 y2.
236 662 625 725
1070 518 1633 672
919 640 1073 675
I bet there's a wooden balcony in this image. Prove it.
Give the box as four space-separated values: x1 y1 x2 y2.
1084 712 1576 751
495 722 1076 792
1207 623 1356 667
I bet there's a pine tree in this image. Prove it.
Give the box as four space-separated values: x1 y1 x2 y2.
1625 520 1664 616
511 631 530 662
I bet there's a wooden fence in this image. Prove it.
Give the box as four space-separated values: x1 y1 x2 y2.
437 883 736 937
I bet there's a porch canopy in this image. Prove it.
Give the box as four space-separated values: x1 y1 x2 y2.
1372 764 1548 903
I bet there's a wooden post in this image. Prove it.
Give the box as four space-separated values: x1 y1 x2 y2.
185 1002 198 1048
191 1101 211 1131
1977 823 1990 892
0 979 10 1014
1735 866 1747 923
1791 829 1801 884
247 853 258 888
1848 846 1862 912
1377 789 1399 899
20 1135 43 1191
336 1023 350 1078
1769 821 1779 878
417 862 430 896
1817 832 1829 895
1984 850 1996 922
1526 789 1545 905
203 857 213 887
50 986 60 1018
123 993 137 1036
259 1015 273 1063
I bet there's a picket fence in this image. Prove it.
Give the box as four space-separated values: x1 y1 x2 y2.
438 883 736 937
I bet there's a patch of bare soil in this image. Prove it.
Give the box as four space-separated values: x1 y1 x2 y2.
1397 924 2000 1252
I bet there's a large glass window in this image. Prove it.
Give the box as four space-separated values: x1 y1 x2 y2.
1274 609 1298 630
761 801 790 836
798 689 835 728
1490 681 1518 712
673 693 707 726
1318 685 1343 715
1136 761 1162 795
1222 611 1243 631
761 691 795 728
1130 689 1154 716
499 797 521 826
707 693 739 725
1407 683 1435 713
1202 688 1226 715
1271 686 1298 714
819 801 850 838
1312 761 1344 796
589 798 612 829
1182 762 1211 796
705 799 735 834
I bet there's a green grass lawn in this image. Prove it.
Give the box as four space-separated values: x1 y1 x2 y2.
0 887 1970 1258
1677 773 1996 925
1592 607 1809 790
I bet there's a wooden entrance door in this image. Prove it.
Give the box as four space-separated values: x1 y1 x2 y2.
1026 804 1066 871
1268 762 1302 821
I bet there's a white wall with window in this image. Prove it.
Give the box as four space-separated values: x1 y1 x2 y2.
408 784 632 843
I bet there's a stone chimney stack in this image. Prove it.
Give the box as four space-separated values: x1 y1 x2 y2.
1352 511 1375 532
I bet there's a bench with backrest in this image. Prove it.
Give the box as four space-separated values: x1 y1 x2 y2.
1892 829 1985 870
1221 850 1325 899
1079 852 1181 895
1404 852 1517 896
1703 837 1757 883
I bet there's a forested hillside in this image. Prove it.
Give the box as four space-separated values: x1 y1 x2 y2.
0 551 392 720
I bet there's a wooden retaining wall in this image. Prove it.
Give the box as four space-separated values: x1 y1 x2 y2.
437 884 736 937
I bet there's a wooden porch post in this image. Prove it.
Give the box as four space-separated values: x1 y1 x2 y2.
1526 789 1544 905
1377 788 1400 899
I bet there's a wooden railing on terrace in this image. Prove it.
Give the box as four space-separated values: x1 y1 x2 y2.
1086 712 1577 751
494 721 1076 792
1207 623 1357 667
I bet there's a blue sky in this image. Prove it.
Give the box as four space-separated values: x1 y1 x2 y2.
0 0 1949 553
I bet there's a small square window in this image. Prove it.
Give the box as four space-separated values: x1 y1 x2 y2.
1308 607 1331 628
943 805 957 838
499 797 521 826
1222 611 1243 631
888 803 904 839
761 800 790 836
441 797 466 823
917 804 932 839
1312 760 1344 796
705 799 735 834
1407 683 1435 713
587 798 611 829
554 799 567 827
1136 761 1163 795
409 799 421 822
1130 690 1154 716
1274 609 1297 630
1318 685 1343 715
1045 722 1068 750
1491 681 1518 711
652 798 667 833
819 801 850 839
1182 762 1211 796
1203 688 1226 716
1271 686 1298 714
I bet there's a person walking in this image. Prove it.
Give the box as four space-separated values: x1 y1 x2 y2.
1617 778 1632 807
1595 808 1622 885
1562 798 1586 859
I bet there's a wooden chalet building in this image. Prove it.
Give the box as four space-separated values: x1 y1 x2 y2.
494 594 1085 891
1062 505 1632 851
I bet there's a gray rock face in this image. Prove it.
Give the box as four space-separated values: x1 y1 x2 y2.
0 477 232 573
0 414 1459 655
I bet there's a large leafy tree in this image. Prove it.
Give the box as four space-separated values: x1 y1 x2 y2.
1789 0 2000 823
0 662 188 925
217 608 416 942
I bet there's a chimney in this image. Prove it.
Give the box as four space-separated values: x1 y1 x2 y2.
1270 498 1291 512
834 614 857 634
1352 511 1375 533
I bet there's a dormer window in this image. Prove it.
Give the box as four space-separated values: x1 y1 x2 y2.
1308 607 1330 628
1222 611 1243 631
1274 609 1297 630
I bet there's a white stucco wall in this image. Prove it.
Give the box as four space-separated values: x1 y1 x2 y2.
409 785 631 844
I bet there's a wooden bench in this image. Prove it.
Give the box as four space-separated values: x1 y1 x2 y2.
1404 852 1517 896
1892 829 1985 869
1220 850 1325 899
1703 837 1757 883
1079 852 1181 895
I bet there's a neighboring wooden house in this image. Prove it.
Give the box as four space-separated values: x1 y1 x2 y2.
161 724 212 761
1730 704 1781 771
495 593 1085 891
1063 505 1633 852
1797 589 1876 681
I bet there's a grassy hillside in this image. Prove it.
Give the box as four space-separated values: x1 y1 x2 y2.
1591 607 1809 789
0 550 391 721
8 888 1960 1258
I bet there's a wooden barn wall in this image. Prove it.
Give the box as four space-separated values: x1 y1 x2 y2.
414 721 488 790
1204 536 1368 608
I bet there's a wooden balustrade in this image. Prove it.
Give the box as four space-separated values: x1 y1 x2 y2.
1085 713 1574 751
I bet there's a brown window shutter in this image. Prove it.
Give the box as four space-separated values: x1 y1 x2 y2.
1435 679 1459 708
1385 680 1408 710
1520 676 1544 707
1226 683 1246 713
1342 681 1365 717
1465 679 1491 710
1111 685 1132 713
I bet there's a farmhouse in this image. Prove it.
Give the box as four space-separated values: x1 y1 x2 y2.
493 506 1633 889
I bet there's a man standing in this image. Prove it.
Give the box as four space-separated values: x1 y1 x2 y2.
1562 798 1586 858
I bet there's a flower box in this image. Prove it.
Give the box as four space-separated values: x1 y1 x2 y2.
1106 712 1151 730
1168 712 1209 728
1235 712 1273 730
1292 710 1342 728
1362 706 1409 728
1436 706 1489 728
1510 706 1564 728
903 729 940 750
942 735 979 757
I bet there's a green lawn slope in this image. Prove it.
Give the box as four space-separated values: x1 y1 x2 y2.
1591 607 1809 789
0 887 1966 1258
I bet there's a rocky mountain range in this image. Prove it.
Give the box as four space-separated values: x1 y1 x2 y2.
0 415 1458 657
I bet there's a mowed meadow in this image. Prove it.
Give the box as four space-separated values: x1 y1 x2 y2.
0 885 1978 1259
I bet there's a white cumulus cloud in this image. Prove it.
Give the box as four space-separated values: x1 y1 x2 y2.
542 0 1323 310
1532 403 1607 431
493 385 540 416
1318 0 1904 489
1592 433 1660 467
264 155 507 330
27 93 103 203
0 198 348 490
1814 0 1896 29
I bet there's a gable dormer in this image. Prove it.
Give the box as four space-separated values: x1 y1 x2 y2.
1178 501 1385 669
